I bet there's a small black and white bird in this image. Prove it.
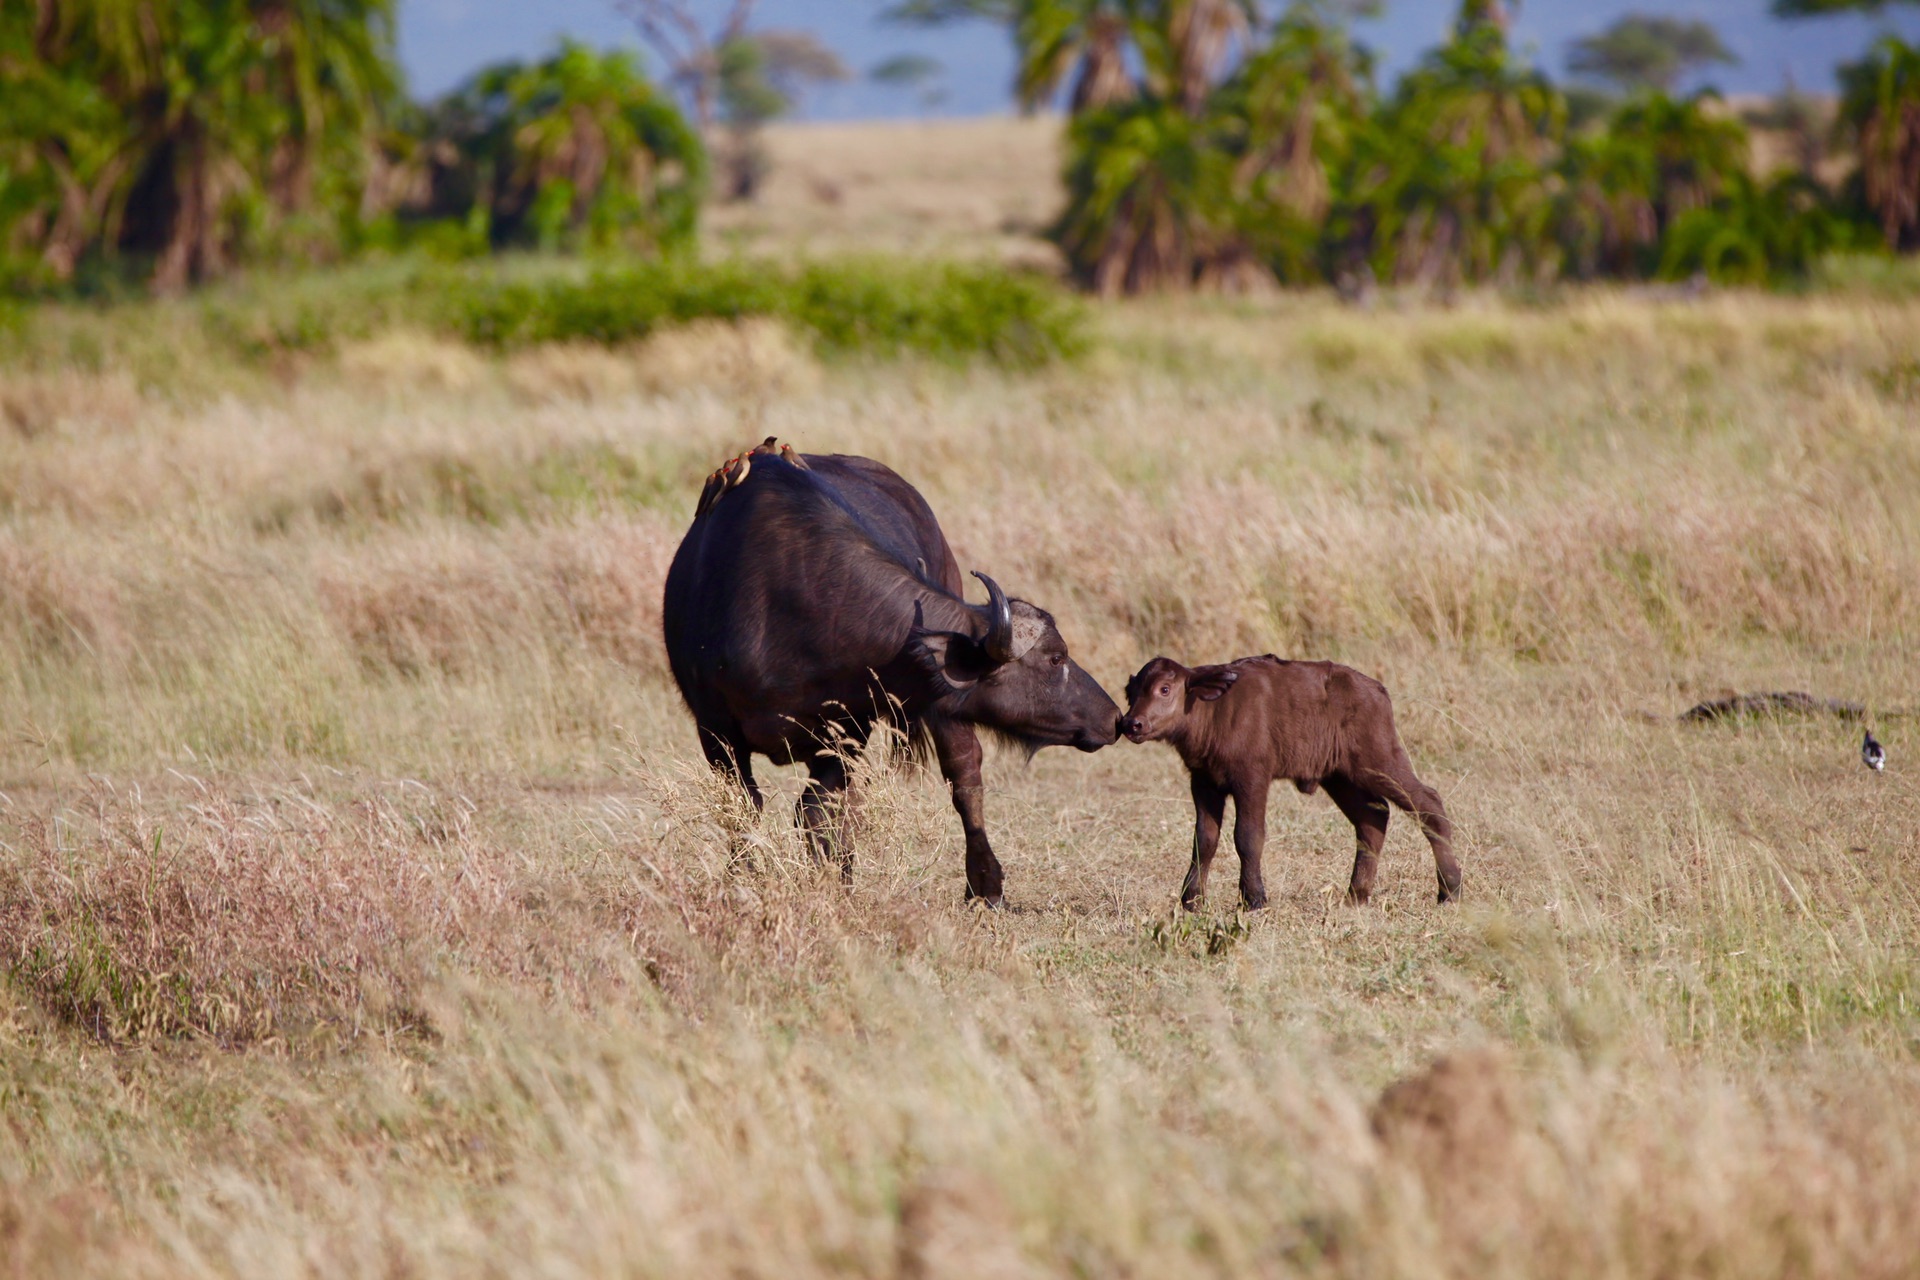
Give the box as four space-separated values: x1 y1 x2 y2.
1862 728 1886 772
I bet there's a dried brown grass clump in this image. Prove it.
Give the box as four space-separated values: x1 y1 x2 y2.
1 788 439 1041
0 781 638 1044
319 540 536 677
544 520 680 677
635 318 822 397
899 1168 1034 1280
505 341 641 403
336 330 488 394
0 367 142 440
501 320 823 404
1360 1052 1920 1280
0 540 125 661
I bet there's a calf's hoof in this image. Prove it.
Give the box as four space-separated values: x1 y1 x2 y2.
965 890 1005 910
1239 891 1269 912
1345 887 1373 906
1437 882 1462 904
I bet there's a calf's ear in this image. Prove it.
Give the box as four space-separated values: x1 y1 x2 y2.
1187 666 1239 703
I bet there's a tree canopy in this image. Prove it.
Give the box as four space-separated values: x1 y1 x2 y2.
1567 14 1740 95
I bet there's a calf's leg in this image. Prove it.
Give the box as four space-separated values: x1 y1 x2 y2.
1368 755 1463 903
1228 780 1271 911
1181 775 1228 910
1324 775 1389 905
1408 780 1460 902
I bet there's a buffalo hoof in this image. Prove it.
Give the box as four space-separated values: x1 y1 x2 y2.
1180 897 1203 914
1239 893 1269 912
964 891 1004 910
1346 887 1373 906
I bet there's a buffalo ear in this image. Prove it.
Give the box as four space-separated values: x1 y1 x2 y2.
1188 666 1239 703
904 603 992 701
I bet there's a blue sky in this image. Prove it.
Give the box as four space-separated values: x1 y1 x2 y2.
398 1 1920 117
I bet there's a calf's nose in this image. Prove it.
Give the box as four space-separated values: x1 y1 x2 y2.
1118 715 1139 737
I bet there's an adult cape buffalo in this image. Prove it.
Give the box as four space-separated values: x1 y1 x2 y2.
663 439 1120 904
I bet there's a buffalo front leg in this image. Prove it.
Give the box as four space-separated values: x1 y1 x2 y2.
1181 775 1228 911
700 726 764 812
796 753 854 882
1325 776 1389 905
930 721 1002 906
1228 780 1271 911
701 727 763 871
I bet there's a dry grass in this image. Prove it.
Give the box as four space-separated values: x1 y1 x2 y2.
704 115 1064 267
2 283 1920 1276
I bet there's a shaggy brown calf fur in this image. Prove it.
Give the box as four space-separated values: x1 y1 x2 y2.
1120 655 1461 909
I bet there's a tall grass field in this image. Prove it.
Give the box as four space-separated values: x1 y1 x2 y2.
2 269 1919 1276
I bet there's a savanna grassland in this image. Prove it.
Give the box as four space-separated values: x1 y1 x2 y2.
5 160 1920 1274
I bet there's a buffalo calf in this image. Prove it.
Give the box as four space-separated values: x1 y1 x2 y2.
1120 655 1461 909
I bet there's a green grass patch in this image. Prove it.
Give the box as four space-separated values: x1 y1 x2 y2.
444 257 1088 368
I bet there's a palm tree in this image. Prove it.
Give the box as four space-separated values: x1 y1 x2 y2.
1015 0 1139 112
1 0 398 290
1556 91 1749 277
1056 97 1235 293
1340 7 1564 287
506 42 702 247
1211 11 1371 281
416 43 704 252
1837 37 1920 250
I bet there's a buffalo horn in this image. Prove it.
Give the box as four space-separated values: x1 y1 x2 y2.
972 571 1016 664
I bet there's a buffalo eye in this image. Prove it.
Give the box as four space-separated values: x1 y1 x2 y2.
1049 652 1066 667
1158 684 1171 697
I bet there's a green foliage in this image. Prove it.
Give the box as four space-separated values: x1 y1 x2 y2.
1659 173 1860 283
1053 2 1359 293
1836 37 1920 250
1056 98 1235 294
1050 0 1875 291
1567 15 1739 95
406 42 704 254
1214 15 1373 283
444 258 1086 367
1557 92 1751 278
1338 19 1565 286
0 0 399 292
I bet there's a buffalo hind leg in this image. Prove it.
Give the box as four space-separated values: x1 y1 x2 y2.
1181 775 1228 911
796 753 854 882
930 721 1003 906
1324 775 1389 906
